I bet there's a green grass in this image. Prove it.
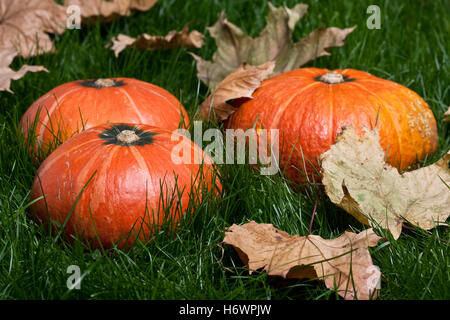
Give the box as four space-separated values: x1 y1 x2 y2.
0 0 449 300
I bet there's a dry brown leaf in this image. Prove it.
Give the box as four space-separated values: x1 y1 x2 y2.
0 49 48 93
107 24 204 57
190 2 355 87
321 126 450 240
63 0 159 23
198 62 275 121
0 0 67 58
444 107 450 122
128 0 159 11
223 221 381 300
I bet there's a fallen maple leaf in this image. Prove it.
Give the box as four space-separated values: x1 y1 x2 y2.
223 221 381 300
107 24 204 57
198 62 275 121
321 126 450 240
0 0 67 58
63 0 159 23
0 49 48 93
444 107 450 122
190 2 355 88
128 0 159 11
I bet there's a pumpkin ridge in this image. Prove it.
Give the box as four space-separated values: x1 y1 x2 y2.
117 86 146 123
263 75 315 83
137 140 195 206
388 87 437 161
73 148 105 228
152 137 201 183
158 138 195 184
155 134 212 185
135 82 182 114
37 137 100 178
348 81 404 168
38 86 82 140
354 79 396 85
328 84 336 150
133 144 157 199
92 85 99 125
88 146 119 221
297 68 322 76
129 145 153 187
270 81 321 129
136 139 194 213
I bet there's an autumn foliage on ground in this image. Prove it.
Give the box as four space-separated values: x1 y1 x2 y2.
0 0 448 300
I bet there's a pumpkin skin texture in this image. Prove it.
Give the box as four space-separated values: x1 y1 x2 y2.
29 123 220 249
225 68 438 184
20 78 189 155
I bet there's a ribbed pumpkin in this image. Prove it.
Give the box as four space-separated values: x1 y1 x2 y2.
29 123 220 248
226 68 438 183
20 78 189 155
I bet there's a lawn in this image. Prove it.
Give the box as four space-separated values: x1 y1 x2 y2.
0 0 449 300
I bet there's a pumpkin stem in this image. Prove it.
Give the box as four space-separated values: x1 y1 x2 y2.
116 130 139 144
94 78 116 88
318 71 345 84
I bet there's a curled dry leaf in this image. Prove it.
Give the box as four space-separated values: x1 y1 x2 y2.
444 107 450 122
321 126 450 240
107 24 204 57
191 2 356 87
0 0 67 58
198 62 275 121
63 0 159 23
0 49 48 93
223 221 381 300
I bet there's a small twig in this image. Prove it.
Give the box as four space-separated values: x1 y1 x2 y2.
308 193 319 236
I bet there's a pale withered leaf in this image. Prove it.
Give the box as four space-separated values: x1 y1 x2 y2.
321 126 450 240
443 106 450 122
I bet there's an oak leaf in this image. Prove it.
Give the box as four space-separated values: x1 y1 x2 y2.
198 62 275 121
63 0 159 23
0 49 48 93
107 24 204 57
0 0 67 58
191 2 355 88
321 126 450 240
223 221 381 300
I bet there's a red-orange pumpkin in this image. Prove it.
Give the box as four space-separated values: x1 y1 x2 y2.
20 78 189 155
30 123 220 248
226 68 438 184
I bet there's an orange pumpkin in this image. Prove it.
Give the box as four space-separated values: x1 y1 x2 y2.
20 78 189 155
226 68 438 184
30 123 220 248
